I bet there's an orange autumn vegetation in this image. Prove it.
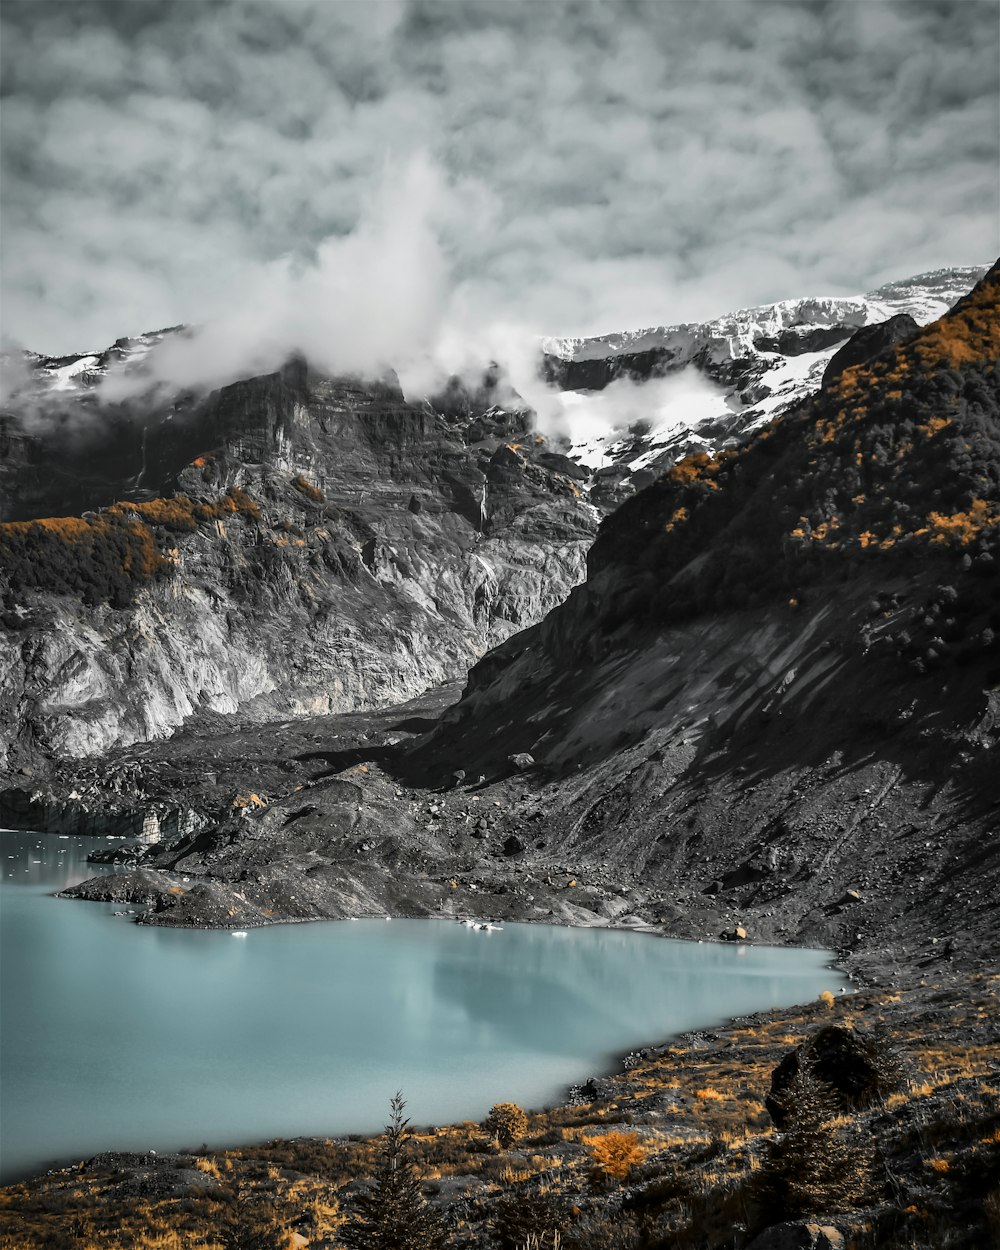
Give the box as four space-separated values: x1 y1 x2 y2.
831 281 999 401
664 506 689 533
585 1131 647 1181
927 500 999 545
292 475 324 502
109 488 261 530
667 450 734 488
0 488 262 604
910 282 1000 369
0 512 167 583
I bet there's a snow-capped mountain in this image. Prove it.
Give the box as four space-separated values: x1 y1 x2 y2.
2 266 987 521
7 327 180 398
542 265 988 501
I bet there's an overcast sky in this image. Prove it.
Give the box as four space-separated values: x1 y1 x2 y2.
2 0 998 390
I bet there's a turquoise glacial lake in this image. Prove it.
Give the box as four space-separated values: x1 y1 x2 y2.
0 831 844 1181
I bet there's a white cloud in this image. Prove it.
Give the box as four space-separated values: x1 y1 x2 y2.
0 0 996 385
100 154 457 400
541 369 727 453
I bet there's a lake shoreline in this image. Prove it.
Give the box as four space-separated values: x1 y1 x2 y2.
2 832 844 1188
4 964 996 1249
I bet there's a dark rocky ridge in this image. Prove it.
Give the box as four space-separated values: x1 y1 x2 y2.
407 260 1000 977
821 313 919 387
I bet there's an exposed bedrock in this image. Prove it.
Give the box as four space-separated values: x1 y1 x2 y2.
0 365 597 768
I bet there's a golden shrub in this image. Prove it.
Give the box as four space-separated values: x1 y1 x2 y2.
585 1131 646 1181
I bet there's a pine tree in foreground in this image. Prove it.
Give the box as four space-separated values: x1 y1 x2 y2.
339 1092 447 1250
756 1064 874 1219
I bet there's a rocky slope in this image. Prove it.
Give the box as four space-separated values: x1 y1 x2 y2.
413 258 1000 974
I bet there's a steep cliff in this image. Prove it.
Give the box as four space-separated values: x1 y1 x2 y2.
0 362 596 767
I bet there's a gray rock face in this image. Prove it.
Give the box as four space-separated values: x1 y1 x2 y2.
821 313 919 387
0 363 597 768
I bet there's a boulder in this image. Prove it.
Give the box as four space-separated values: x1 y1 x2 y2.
746 1223 844 1250
503 834 526 856
766 1025 900 1126
577 1076 615 1102
508 752 535 772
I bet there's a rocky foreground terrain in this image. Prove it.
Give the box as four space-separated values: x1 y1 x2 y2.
1 263 998 1247
3 966 998 1249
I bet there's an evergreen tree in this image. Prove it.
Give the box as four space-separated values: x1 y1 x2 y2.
757 1065 874 1219
340 1092 446 1250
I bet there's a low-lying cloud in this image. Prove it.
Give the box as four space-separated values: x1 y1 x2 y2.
539 370 729 457
2 0 997 410
98 154 459 402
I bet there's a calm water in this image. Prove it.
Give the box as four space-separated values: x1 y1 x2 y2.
0 831 844 1181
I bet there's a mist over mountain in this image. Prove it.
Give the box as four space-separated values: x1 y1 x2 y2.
0 264 987 777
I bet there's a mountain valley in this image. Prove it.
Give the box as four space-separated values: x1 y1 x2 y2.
2 260 999 1250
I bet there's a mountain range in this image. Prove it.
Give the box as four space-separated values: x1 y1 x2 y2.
1 258 999 1248
0 259 995 966
0 264 987 773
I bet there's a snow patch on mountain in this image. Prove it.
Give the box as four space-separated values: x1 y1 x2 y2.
3 266 987 509
544 265 988 499
542 267 986 363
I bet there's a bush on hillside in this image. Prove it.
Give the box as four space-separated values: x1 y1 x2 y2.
484 1103 529 1150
